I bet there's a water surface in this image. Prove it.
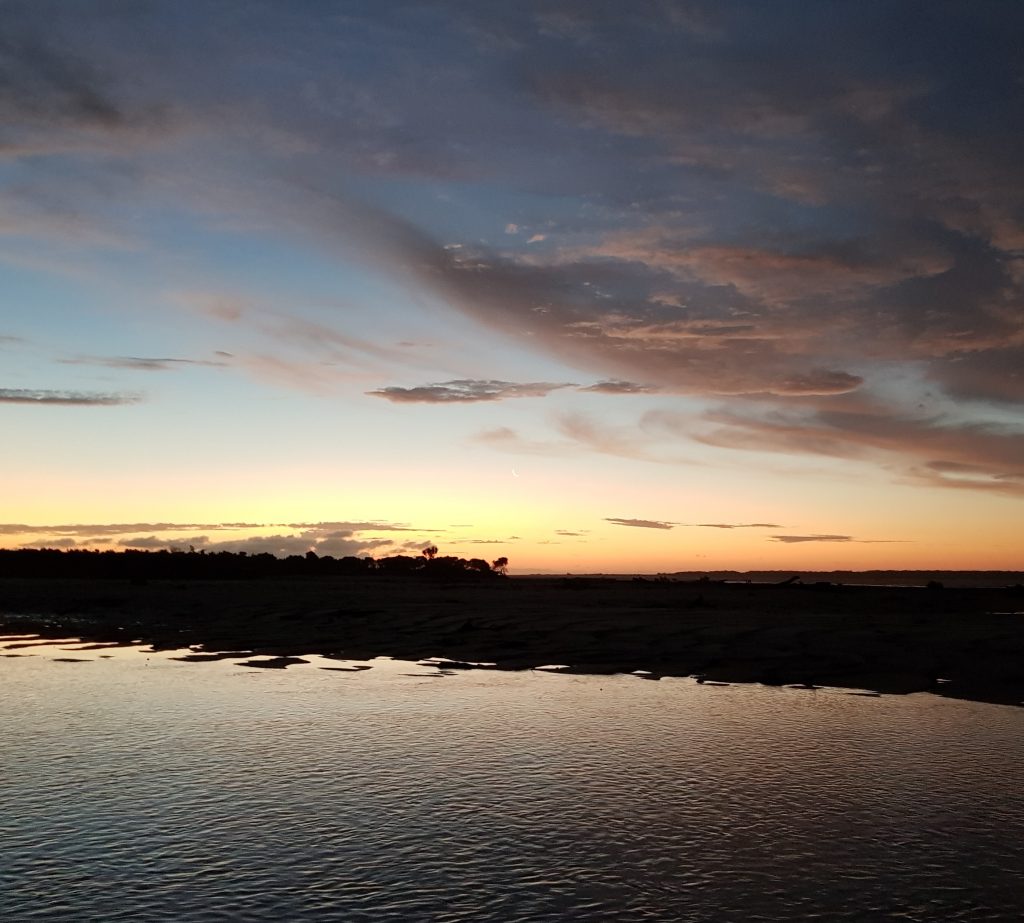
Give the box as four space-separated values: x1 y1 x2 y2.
3 637 1022 921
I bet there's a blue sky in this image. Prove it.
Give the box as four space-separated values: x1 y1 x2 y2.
2 1 1022 570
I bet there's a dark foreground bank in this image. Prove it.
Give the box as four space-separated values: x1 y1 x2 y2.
2 575 1023 705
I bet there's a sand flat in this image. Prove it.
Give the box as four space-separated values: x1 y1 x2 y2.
2 575 1023 704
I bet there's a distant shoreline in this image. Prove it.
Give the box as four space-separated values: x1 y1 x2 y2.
517 571 1024 588
3 550 1020 589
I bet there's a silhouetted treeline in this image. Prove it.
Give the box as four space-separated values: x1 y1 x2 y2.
0 548 507 581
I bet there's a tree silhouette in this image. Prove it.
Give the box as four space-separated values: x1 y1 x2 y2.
0 547 508 580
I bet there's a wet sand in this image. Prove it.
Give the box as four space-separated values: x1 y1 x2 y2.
2 575 1023 704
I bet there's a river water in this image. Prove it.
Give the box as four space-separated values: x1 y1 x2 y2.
2 636 1022 921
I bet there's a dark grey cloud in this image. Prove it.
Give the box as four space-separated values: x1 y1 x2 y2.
4 5 955 402
296 201 882 401
605 517 674 530
300 5 1023 483
0 388 140 405
525 2 1024 230
694 404 1024 495
0 18 179 161
0 32 126 131
390 228 991 404
367 379 573 403
493 4 1024 415
927 348 1024 406
777 370 864 398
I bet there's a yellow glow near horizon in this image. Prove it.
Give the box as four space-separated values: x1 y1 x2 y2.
3 442 1022 571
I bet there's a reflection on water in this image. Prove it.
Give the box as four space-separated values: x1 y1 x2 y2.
2 636 1023 922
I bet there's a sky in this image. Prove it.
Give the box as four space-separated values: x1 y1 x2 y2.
1 0 1023 572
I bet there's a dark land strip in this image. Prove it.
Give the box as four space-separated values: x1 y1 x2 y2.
2 576 1023 705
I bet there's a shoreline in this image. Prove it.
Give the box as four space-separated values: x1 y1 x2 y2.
2 575 1023 706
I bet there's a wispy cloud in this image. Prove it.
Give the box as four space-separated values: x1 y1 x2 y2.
605 517 675 530
118 532 396 558
0 388 140 406
19 537 79 549
0 522 262 537
282 521 426 533
0 520 422 539
367 379 573 403
693 523 782 529
769 534 853 544
5 519 438 558
769 534 908 544
578 380 658 395
694 406 1024 496
473 426 569 456
556 412 668 461
59 355 229 371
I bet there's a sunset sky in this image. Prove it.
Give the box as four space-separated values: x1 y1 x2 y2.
2 1 1022 572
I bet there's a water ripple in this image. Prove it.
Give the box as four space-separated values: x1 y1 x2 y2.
1 642 1022 921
